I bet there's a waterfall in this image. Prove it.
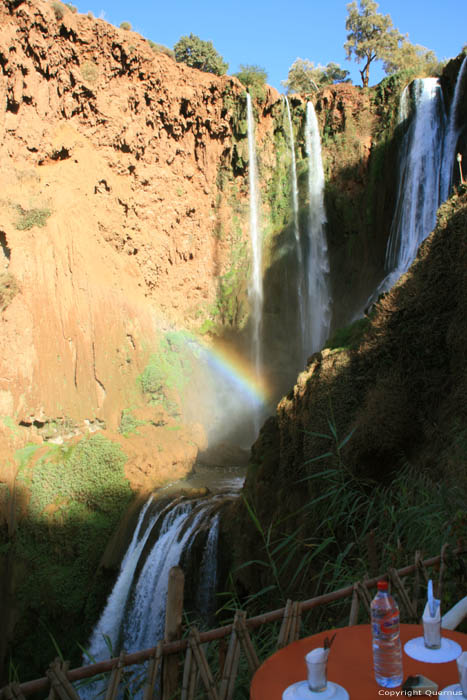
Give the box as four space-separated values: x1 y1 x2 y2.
195 512 220 619
80 496 224 698
246 93 263 385
383 78 446 290
440 54 467 201
305 101 332 353
82 497 155 663
285 97 306 364
123 501 209 652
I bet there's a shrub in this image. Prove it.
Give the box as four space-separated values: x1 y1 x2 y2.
118 409 145 435
120 21 132 31
0 272 19 311
81 60 98 83
52 1 66 20
64 2 77 11
14 205 51 230
174 33 228 76
147 39 175 59
21 434 132 516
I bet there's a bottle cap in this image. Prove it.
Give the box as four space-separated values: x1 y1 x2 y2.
377 580 388 591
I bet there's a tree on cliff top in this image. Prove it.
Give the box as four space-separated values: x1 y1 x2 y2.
345 0 438 86
282 59 350 94
234 65 268 101
345 0 402 87
174 33 228 76
383 41 437 76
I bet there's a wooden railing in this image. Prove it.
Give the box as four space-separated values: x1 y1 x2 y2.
1 545 464 700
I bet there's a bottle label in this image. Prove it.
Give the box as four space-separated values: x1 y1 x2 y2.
373 612 400 635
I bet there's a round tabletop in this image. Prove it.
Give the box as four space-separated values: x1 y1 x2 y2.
250 624 466 700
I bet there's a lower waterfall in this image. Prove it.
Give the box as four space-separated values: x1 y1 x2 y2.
80 470 242 698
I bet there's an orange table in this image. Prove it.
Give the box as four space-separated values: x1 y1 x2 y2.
250 624 466 700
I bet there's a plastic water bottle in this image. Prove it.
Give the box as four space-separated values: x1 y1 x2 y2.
371 580 403 687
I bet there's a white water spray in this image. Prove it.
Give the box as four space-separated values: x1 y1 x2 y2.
305 101 331 353
123 501 209 652
441 54 467 201
246 93 263 381
383 78 445 289
285 97 306 363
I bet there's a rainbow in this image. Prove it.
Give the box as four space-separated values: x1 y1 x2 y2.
181 333 270 408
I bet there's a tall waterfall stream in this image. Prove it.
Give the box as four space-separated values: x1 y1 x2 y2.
305 101 332 353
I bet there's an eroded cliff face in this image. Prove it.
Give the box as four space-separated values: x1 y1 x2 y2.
0 0 277 490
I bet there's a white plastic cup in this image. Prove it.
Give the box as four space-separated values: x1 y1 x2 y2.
423 616 441 649
305 648 328 692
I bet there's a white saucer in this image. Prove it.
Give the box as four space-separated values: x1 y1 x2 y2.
282 680 349 700
404 636 462 663
439 683 465 697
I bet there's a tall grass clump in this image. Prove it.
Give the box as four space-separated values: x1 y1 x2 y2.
230 417 465 621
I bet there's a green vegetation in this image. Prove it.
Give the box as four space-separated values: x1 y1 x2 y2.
118 409 145 436
282 59 350 93
174 33 228 76
16 434 131 517
0 272 19 311
80 61 98 83
232 421 465 615
14 205 51 231
345 0 437 87
51 1 66 20
119 21 132 31
325 317 372 351
234 65 268 102
139 331 197 414
64 3 77 12
8 435 133 678
147 40 174 59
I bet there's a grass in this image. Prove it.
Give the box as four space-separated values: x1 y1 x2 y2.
228 416 466 622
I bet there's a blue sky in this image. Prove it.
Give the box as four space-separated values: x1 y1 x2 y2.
72 0 466 90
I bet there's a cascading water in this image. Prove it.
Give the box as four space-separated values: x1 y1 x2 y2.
82 497 156 666
441 54 467 201
285 96 306 364
382 78 446 291
123 500 209 653
195 512 220 619
304 101 332 353
80 497 222 698
81 457 243 698
246 93 263 391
